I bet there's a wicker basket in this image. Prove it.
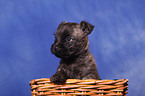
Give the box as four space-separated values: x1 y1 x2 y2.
29 78 128 96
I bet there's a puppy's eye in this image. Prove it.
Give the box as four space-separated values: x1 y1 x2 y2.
66 36 72 42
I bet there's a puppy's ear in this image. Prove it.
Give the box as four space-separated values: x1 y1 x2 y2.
80 21 94 35
57 21 67 30
61 21 67 24
59 21 67 26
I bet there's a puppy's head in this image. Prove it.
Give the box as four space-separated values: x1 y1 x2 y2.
51 21 94 59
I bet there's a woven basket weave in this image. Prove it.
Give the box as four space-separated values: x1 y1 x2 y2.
29 78 128 96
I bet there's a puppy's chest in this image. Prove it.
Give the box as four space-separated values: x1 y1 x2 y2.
65 64 82 79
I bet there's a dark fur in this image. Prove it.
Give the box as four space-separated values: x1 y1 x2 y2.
50 21 100 84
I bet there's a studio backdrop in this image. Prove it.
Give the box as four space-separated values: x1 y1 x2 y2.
0 0 145 96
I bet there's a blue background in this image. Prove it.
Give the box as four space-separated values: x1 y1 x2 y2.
0 0 145 96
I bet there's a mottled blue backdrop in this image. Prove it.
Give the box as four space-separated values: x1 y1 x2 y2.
0 0 145 96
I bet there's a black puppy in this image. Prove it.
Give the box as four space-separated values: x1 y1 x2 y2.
50 21 100 84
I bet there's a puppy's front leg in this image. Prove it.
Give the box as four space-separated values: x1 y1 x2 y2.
50 65 67 84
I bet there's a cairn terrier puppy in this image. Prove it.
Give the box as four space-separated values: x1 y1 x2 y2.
50 21 100 84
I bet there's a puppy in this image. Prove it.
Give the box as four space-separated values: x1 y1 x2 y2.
50 21 100 84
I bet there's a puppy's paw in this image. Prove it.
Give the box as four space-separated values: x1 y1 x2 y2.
50 74 66 84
